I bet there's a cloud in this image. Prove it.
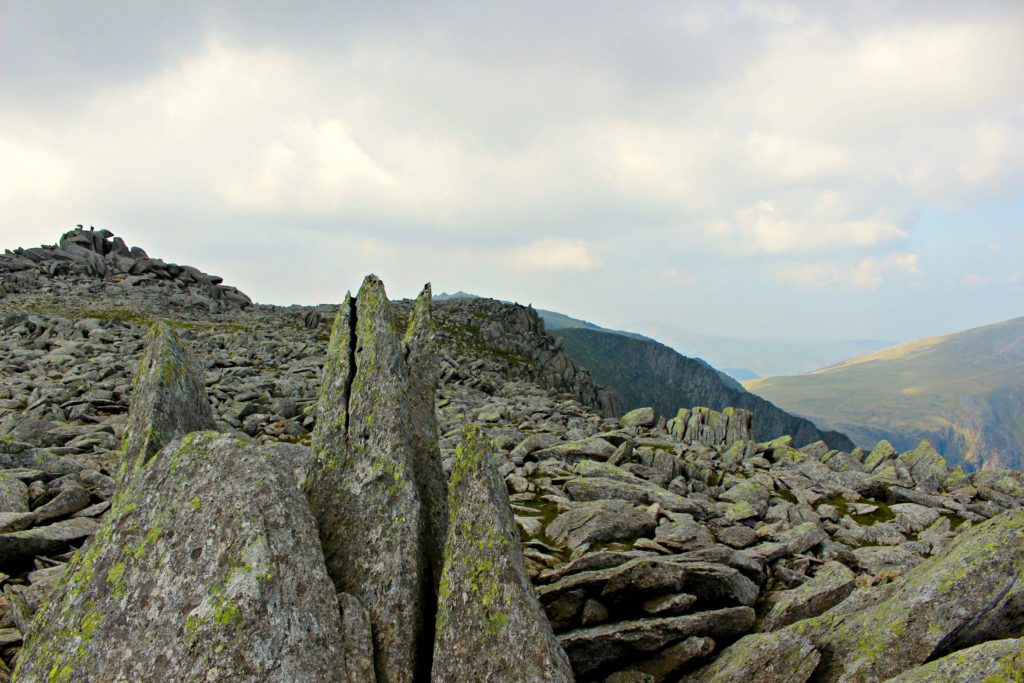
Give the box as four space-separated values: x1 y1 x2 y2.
508 238 602 272
777 252 922 290
709 195 907 254
0 2 1022 340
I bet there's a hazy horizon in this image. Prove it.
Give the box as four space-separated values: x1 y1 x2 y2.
2 1 1022 344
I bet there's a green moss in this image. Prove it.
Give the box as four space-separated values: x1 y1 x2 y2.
188 496 202 512
46 664 73 683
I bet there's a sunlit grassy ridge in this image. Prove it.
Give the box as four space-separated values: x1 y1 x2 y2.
745 316 1024 470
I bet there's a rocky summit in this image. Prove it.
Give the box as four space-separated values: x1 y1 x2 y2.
0 229 1023 682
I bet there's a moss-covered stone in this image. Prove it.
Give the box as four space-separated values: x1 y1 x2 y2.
121 322 214 475
791 507 1024 682
304 275 433 683
433 426 573 682
14 433 347 682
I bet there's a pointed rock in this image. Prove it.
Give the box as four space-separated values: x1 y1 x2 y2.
305 275 431 683
14 432 348 682
404 283 448 586
122 322 214 473
433 426 574 682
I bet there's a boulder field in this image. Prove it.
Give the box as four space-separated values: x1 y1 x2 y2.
0 230 1022 681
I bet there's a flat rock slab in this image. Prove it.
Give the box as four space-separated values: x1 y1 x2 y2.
0 517 99 571
546 500 656 551
14 432 348 683
685 629 820 683
558 607 755 678
762 561 856 631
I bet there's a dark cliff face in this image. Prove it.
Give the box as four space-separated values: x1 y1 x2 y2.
555 328 854 450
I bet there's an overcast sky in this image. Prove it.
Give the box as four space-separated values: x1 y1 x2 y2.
2 1 1022 343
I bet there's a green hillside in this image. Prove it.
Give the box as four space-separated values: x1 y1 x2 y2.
745 316 1024 470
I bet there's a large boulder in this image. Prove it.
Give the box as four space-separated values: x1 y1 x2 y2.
546 500 656 552
761 561 856 631
881 638 1024 682
303 275 436 683
121 321 215 473
432 426 573 682
795 507 1024 682
13 432 348 682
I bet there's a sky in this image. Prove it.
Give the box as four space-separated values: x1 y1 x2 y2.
2 1 1023 344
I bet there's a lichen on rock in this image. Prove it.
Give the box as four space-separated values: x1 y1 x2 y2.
303 274 437 683
13 432 348 682
121 321 214 473
432 425 574 682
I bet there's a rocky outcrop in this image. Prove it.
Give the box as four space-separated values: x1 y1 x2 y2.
421 296 620 418
556 327 853 449
122 321 215 472
303 275 440 683
0 227 251 311
433 426 573 681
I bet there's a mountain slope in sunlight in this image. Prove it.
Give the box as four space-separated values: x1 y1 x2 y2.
745 316 1024 470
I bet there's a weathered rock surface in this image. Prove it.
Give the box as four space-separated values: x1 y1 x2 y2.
433 426 573 681
303 276 434 683
761 561 855 631
13 432 348 682
795 507 1024 682
558 607 755 678
881 638 1024 682
122 321 215 471
684 629 820 683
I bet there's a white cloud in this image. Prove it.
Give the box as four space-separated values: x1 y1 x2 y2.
0 3 1022 339
777 252 922 290
709 195 906 254
508 238 602 272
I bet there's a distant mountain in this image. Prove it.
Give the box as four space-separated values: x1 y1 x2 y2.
745 316 1024 470
618 320 892 377
556 328 854 451
433 291 478 301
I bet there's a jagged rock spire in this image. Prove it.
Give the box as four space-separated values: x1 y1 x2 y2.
432 426 574 682
405 283 449 586
304 275 442 683
121 321 215 474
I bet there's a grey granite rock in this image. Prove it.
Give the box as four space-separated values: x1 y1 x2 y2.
13 432 347 682
433 426 573 682
303 275 432 683
122 321 215 473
